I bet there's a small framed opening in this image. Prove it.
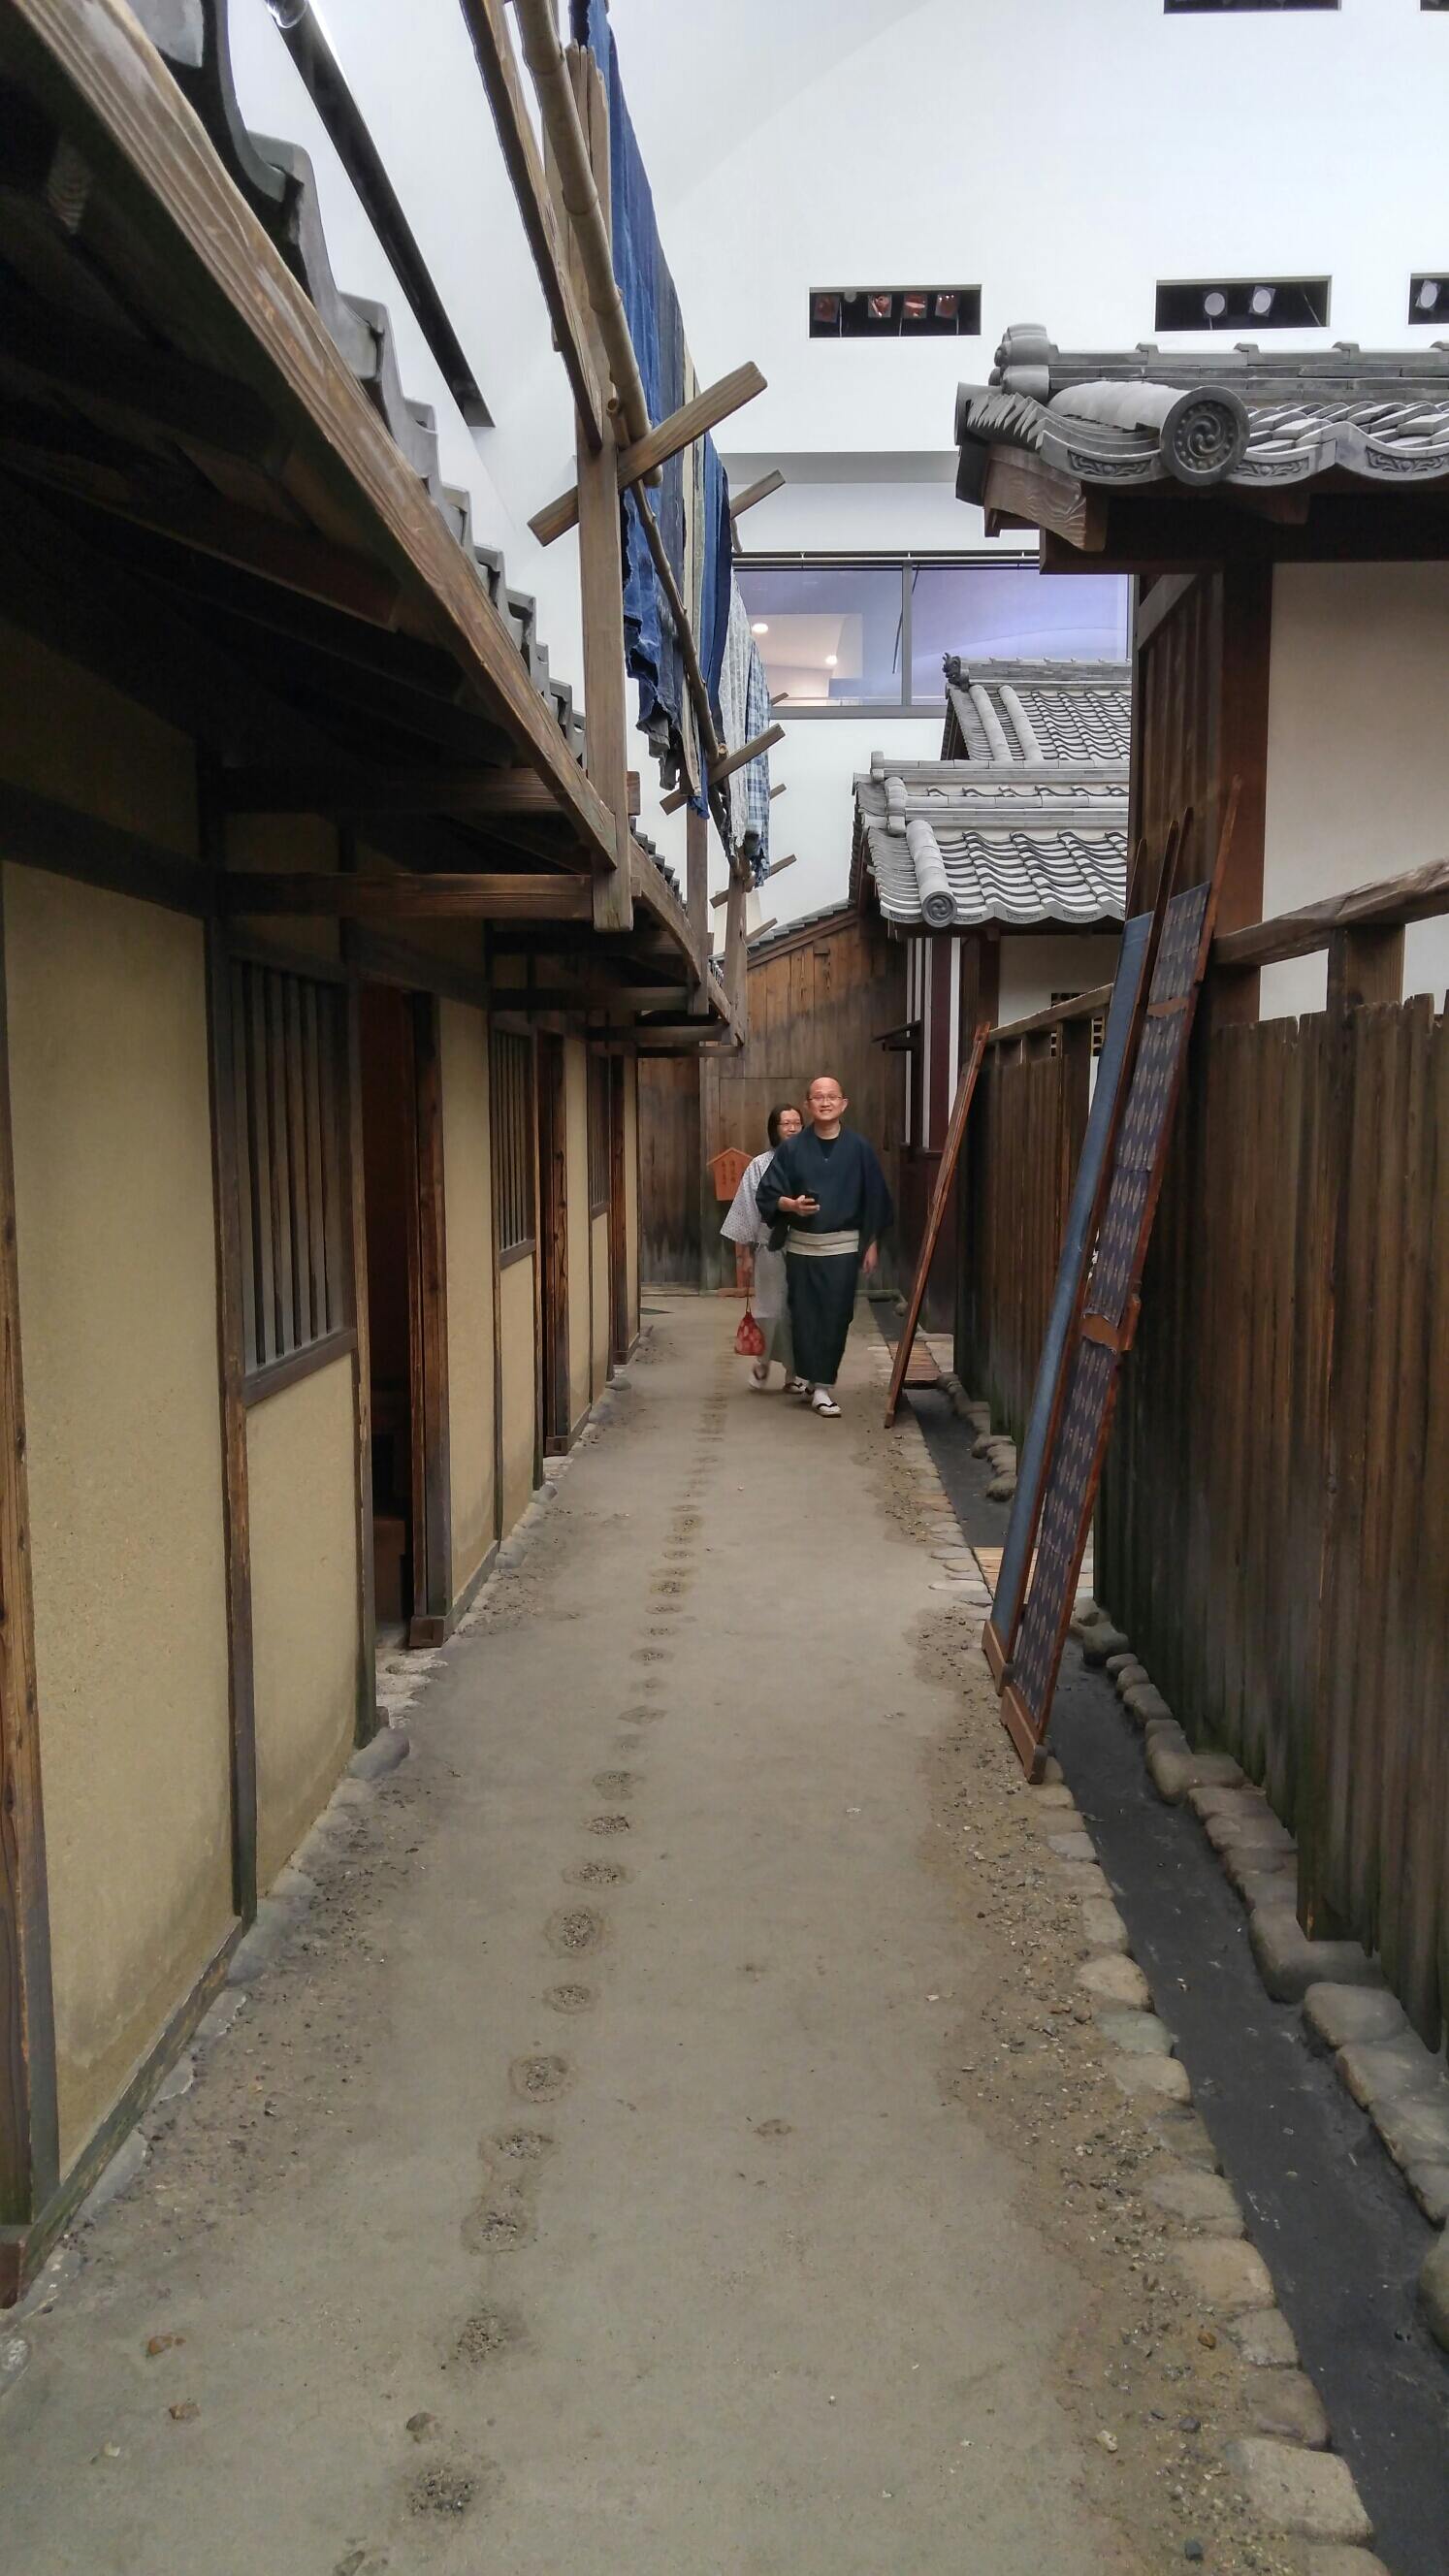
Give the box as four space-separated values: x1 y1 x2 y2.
1155 276 1330 332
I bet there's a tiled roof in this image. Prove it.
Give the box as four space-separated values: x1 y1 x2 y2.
956 326 1449 497
850 655 1129 933
941 657 1131 765
854 771 1126 931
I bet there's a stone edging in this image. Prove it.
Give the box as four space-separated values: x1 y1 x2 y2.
1070 1603 1449 2360
886 1392 1390 2567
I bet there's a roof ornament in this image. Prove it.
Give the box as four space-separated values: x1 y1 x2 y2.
906 820 957 929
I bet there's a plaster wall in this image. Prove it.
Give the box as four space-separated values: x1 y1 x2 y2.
564 1041 593 1432
246 1356 360 1891
3 867 231 2166
998 935 1122 1031
1262 564 1449 1021
439 1001 498 1594
498 1254 536 1534
591 1210 610 1398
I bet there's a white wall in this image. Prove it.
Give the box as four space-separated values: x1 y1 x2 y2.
1261 564 1449 1021
999 934 1121 1030
606 0 1449 458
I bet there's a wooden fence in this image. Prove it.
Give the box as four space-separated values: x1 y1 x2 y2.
957 878 1449 2051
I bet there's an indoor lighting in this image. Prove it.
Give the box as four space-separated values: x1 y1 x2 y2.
1417 278 1442 313
868 293 894 322
1249 284 1276 318
752 621 769 635
823 654 838 666
1202 288 1228 320
812 293 840 328
934 292 959 324
902 292 928 324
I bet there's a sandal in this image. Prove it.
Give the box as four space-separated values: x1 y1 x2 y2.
749 1361 771 1388
811 1388 842 1418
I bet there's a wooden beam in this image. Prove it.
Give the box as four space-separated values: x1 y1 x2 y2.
1 0 615 859
0 287 287 468
1212 857 1449 974
749 917 779 942
454 0 602 450
530 362 768 545
219 871 592 921
220 764 572 821
0 875 60 2256
485 985 692 1013
729 467 786 524
770 781 787 801
981 448 1106 556
711 851 794 909
0 436 402 628
660 724 785 817
0 779 211 917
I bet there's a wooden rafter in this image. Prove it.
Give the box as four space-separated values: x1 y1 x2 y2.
219 871 592 921
220 764 573 822
981 448 1106 555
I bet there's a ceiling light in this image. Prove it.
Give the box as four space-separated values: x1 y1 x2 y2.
824 654 838 666
1203 289 1228 320
868 293 894 322
752 621 769 635
1249 285 1276 318
934 291 958 323
1417 278 1442 313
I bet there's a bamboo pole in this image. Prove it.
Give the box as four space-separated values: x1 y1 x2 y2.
511 1 652 449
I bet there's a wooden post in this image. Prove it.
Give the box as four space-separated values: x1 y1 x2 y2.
0 879 59 2290
341 956 379 1744
687 805 709 1014
1327 924 1404 1014
562 51 633 935
724 869 748 1032
409 995 453 1644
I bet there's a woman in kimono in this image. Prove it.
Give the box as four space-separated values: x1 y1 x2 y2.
755 1074 892 1418
720 1103 806 1391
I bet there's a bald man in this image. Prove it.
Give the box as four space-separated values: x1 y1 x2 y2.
754 1073 892 1417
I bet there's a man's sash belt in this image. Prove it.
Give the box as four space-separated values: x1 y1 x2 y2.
785 1228 859 1258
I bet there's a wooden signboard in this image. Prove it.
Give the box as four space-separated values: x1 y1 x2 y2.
884 1018 990 1428
998 790 1238 1779
982 834 1178 1685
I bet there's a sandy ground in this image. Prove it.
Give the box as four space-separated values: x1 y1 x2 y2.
0 1300 1301 2574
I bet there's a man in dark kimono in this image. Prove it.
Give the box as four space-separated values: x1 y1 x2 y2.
755 1074 892 1417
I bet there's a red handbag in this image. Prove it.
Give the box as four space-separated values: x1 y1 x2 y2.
734 1306 766 1359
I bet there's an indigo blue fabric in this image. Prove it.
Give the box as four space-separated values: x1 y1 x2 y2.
571 0 732 814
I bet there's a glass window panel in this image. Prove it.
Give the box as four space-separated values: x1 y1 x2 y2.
734 563 906 706
907 565 1131 704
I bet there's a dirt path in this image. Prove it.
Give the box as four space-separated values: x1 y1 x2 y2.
3 1301 1242 2574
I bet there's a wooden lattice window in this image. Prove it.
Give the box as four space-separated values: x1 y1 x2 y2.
588 1054 610 1213
491 1028 535 1261
231 959 349 1382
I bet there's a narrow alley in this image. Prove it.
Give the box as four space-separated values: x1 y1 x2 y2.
0 1304 1304 2576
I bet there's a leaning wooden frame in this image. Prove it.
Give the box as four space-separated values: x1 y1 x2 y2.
884 1018 991 1428
994 788 1240 1781
982 821 1181 1677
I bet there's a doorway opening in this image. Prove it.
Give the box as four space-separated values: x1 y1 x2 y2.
358 984 449 1645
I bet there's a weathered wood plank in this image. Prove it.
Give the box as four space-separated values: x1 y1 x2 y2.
219 873 592 921
530 362 767 545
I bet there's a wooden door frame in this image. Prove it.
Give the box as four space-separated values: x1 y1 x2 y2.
406 992 451 1646
0 879 59 2302
536 1031 570 1455
608 1051 628 1367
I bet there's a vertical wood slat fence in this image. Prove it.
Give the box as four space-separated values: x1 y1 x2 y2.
956 913 1449 2053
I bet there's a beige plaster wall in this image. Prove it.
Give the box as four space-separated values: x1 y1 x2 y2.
591 1210 610 1397
1263 564 1449 1018
564 1040 593 1433
4 867 232 2167
624 1056 640 1350
499 1254 536 1533
440 1002 497 1595
998 934 1120 1028
246 1355 360 1890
